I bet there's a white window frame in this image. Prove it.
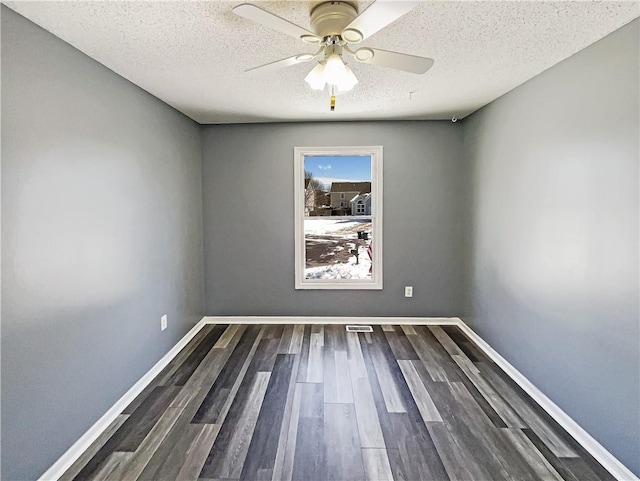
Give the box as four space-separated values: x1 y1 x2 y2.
294 145 383 290
355 200 365 215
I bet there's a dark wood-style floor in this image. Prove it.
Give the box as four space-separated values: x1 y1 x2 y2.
61 324 615 481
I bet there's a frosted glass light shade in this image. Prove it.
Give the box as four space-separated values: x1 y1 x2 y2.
338 64 358 91
324 54 346 84
304 62 326 91
304 55 358 92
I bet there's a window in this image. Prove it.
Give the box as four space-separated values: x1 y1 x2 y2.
294 146 383 289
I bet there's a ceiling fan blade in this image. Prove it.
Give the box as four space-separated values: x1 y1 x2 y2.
342 0 421 43
353 47 434 74
246 54 315 73
233 4 321 43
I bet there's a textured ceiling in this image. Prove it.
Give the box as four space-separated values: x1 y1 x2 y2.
4 1 639 124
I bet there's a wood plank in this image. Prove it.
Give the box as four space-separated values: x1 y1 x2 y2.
123 325 215 414
271 354 302 481
191 325 262 423
426 381 513 481
163 325 228 386
296 325 311 382
397 360 442 422
445 381 544 481
346 332 368 380
253 338 281 372
414 325 465 382
135 417 199 481
91 453 132 481
197 336 277 477
175 424 220 481
72 384 180 481
306 326 324 383
241 354 296 480
288 324 304 354
358 335 405 479
323 403 366 481
503 429 565 481
213 324 241 349
426 421 492 481
442 325 490 362
385 449 409 481
428 325 464 356
361 449 394 481
277 383 302 481
400 325 417 335
59 415 129 481
171 325 248 409
277 325 295 354
111 407 183 480
452 354 526 428
521 429 604 481
292 383 324 481
325 350 353 403
383 328 419 360
369 342 407 413
263 324 284 339
387 412 450 481
478 362 577 458
360 334 448 481
201 371 271 479
277 382 302 481
351 376 386 448
403 329 449 382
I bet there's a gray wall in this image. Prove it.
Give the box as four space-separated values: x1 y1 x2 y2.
201 121 466 317
1 7 205 480
463 19 639 476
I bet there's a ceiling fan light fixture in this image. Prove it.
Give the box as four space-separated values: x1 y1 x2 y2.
337 64 358 91
324 54 346 82
304 62 327 90
355 48 374 62
342 28 363 43
300 34 321 44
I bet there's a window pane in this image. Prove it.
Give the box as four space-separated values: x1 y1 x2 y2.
304 218 372 280
294 145 382 289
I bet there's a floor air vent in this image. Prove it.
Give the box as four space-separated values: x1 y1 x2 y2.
345 325 373 333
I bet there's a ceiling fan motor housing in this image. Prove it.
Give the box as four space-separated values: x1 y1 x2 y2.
310 1 358 39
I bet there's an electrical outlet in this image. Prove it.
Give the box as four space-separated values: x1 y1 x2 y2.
404 286 413 298
161 314 168 331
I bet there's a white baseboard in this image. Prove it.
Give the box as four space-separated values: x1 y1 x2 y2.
456 320 638 481
38 317 209 481
201 315 460 325
39 316 637 481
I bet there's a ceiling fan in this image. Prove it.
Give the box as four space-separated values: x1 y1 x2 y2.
232 1 434 97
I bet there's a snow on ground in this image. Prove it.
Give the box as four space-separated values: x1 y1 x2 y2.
304 218 373 279
305 244 372 280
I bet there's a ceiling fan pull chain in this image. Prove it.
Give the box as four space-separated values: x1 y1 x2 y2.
330 85 336 111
